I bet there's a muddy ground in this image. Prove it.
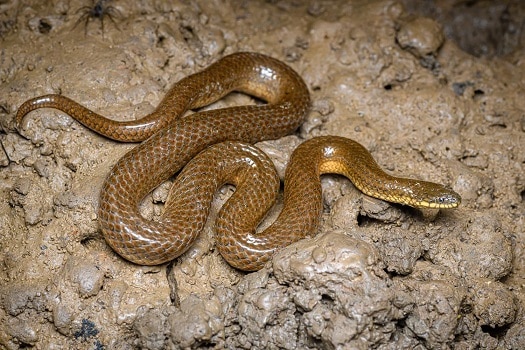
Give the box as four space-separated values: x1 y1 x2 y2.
1 0 524 349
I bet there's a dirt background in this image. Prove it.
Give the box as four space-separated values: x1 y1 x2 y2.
1 0 524 349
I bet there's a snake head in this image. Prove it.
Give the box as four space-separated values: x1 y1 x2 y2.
410 181 461 209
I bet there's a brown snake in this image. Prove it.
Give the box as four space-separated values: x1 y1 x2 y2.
16 52 460 271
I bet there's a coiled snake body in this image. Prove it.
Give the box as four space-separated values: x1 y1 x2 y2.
17 52 460 271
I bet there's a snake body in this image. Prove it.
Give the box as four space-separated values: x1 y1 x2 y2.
16 52 460 271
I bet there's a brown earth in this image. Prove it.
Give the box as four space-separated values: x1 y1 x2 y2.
0 0 524 349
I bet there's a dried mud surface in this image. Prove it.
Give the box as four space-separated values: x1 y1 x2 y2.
1 0 524 349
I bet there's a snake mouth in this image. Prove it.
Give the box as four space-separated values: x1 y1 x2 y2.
417 193 461 209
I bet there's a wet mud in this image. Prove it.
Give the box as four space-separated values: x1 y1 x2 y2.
0 0 524 349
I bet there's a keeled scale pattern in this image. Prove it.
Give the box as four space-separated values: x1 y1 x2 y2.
216 136 460 271
17 53 459 270
17 52 310 266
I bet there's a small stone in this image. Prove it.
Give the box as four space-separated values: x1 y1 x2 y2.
397 17 445 58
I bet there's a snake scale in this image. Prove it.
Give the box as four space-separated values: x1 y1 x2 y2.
16 52 460 271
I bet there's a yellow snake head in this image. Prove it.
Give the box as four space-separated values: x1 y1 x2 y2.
399 180 461 209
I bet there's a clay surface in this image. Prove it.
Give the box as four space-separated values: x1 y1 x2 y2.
1 0 524 349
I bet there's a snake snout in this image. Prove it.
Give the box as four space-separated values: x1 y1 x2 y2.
424 185 461 209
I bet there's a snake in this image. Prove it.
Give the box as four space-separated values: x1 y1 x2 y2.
16 52 461 271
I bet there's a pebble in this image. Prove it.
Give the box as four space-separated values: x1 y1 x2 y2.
397 17 445 57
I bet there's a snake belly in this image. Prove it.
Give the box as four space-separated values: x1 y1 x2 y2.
16 52 460 271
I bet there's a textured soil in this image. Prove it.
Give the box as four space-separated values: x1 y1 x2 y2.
1 0 524 349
